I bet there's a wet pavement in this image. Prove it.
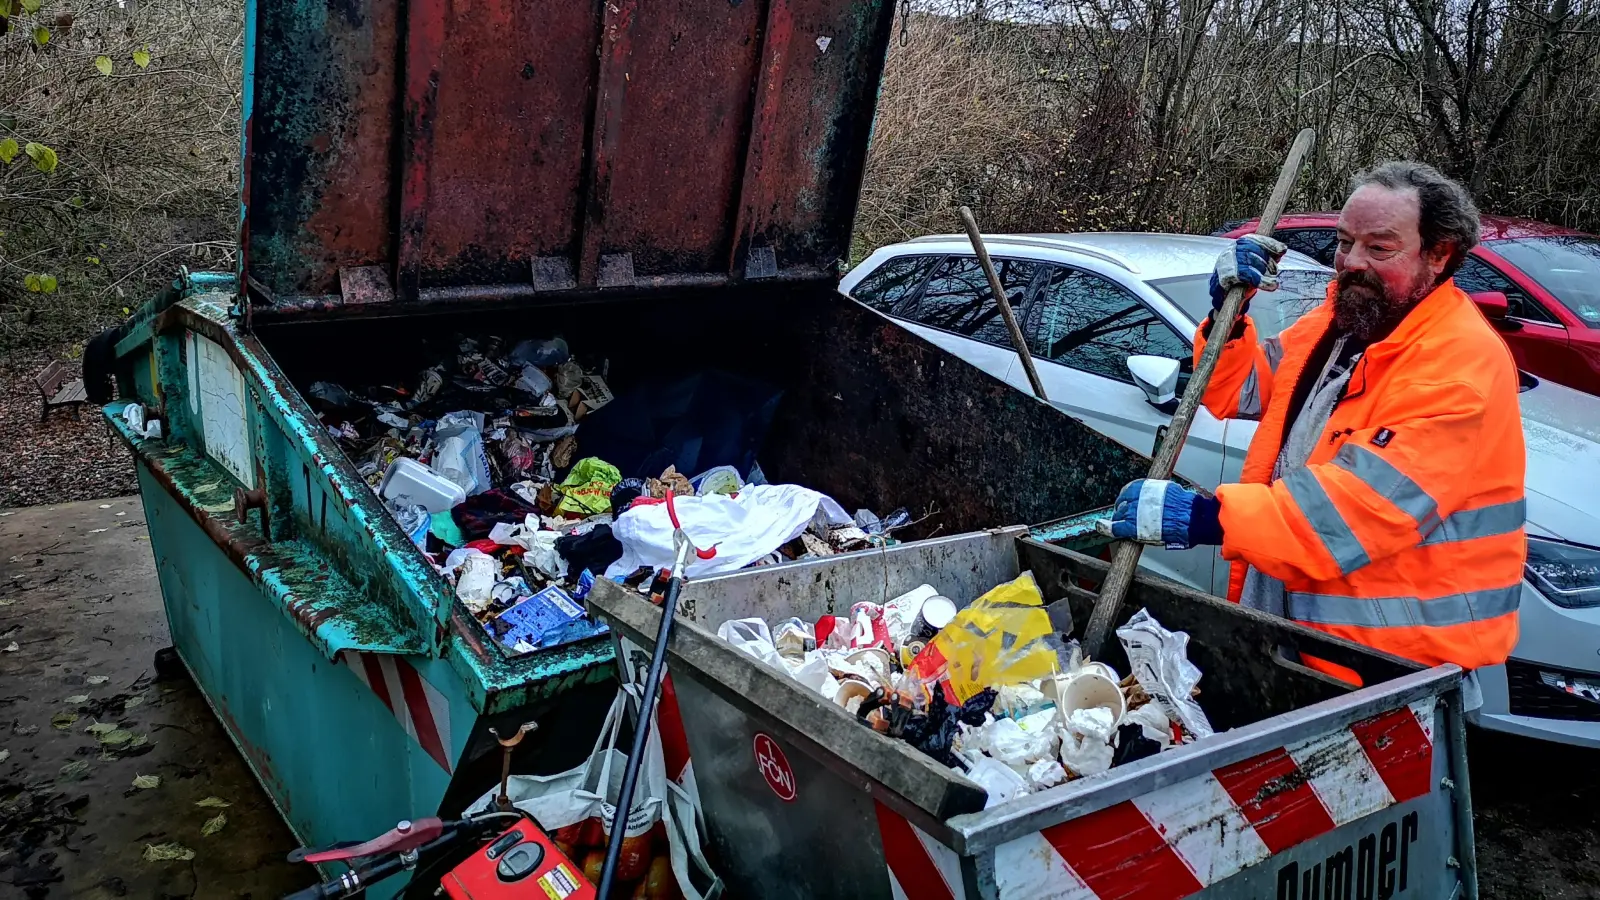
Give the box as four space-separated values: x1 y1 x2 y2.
2 495 1598 899
0 496 311 899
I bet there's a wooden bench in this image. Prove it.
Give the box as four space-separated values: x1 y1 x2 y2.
35 360 88 422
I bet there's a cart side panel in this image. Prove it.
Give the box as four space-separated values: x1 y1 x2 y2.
954 696 1462 900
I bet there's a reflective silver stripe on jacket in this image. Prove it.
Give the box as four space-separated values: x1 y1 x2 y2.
1282 467 1371 574
1287 584 1521 628
1420 499 1527 545
1237 366 1263 420
1263 337 1284 373
1330 443 1441 533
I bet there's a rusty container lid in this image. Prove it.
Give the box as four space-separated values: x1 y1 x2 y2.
241 0 896 317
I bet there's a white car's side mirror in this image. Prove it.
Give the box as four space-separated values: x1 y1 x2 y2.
1127 355 1181 406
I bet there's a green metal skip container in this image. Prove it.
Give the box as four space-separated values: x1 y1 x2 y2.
98 0 1163 894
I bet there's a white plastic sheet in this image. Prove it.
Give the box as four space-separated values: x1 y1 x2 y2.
607 484 850 579
1116 608 1214 740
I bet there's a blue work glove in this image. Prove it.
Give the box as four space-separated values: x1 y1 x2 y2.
1208 235 1288 311
1098 479 1223 550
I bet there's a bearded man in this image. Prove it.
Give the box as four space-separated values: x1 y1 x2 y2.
1106 161 1526 684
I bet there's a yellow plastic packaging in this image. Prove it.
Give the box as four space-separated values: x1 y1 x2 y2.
934 571 1058 702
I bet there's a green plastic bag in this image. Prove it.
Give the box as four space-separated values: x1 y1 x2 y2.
557 457 622 516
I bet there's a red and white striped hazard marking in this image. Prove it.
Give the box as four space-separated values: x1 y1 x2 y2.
340 650 455 773
878 698 1436 900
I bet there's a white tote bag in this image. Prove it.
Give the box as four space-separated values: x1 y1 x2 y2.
467 687 721 899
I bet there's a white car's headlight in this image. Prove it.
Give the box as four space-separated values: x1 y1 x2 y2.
1526 536 1600 609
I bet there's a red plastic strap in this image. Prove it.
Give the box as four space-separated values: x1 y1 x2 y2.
302 818 445 863
663 490 716 559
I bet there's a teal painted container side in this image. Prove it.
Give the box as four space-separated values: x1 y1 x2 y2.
138 462 457 844
105 281 617 894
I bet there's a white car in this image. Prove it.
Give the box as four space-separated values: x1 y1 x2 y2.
842 232 1600 747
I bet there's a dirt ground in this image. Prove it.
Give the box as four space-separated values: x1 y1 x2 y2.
0 496 309 899
1 495 1598 899
0 352 139 510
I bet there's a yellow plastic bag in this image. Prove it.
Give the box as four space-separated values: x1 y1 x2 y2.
556 457 622 516
935 571 1058 702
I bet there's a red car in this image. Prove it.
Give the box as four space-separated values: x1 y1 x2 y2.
1218 213 1600 395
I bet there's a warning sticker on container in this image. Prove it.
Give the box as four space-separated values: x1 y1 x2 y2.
539 863 580 899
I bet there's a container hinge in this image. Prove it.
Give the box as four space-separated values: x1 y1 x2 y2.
338 266 396 305
597 253 635 288
745 245 778 280
532 257 577 291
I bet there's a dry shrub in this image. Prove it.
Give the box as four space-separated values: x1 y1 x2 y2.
0 0 241 357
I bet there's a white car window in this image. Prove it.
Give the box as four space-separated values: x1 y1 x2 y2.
849 254 941 314
894 256 1042 345
1149 269 1331 339
1024 265 1189 384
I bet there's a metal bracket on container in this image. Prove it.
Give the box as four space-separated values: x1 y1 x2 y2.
532 257 577 291
744 245 777 280
235 484 271 543
597 253 636 288
338 266 397 305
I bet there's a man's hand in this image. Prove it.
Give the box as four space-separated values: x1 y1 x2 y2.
1209 235 1288 311
1098 479 1223 550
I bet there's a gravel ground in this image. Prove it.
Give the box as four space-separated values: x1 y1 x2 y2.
0 350 138 510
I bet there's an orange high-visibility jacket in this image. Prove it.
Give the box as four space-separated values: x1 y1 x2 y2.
1194 279 1525 672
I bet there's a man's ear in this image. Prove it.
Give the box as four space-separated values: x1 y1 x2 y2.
1425 240 1455 280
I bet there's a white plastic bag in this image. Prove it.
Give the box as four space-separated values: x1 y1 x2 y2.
431 410 492 496
1116 608 1214 740
607 484 850 579
454 551 497 613
465 688 721 900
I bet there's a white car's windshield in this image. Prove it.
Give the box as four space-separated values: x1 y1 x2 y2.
1149 269 1333 339
1489 237 1600 327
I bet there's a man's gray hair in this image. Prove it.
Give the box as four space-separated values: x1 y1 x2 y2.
1350 161 1481 278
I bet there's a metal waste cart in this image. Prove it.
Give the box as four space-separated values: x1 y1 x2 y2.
588 524 1478 900
97 0 1170 889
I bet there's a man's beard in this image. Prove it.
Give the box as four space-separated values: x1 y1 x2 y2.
1333 269 1434 341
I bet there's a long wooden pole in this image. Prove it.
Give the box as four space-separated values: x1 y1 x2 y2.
1080 128 1317 658
958 206 1048 401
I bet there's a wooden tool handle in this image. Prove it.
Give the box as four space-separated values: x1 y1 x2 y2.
958 206 1049 401
1080 127 1317 658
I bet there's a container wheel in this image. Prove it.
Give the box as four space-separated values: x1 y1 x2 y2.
153 646 189 682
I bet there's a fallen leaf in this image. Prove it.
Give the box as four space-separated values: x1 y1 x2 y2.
2 643 15 653
132 774 160 789
132 48 150 68
194 797 231 809
142 843 194 863
23 142 56 175
32 25 48 46
0 139 16 165
63 694 89 704
0 750 9 763
94 55 111 75
201 813 227 836
86 675 109 685
0 598 16 606
58 760 89 782
51 712 78 729
98 728 133 747
124 696 145 709
88 528 107 534
115 512 126 517
85 721 118 735
129 735 148 748
98 504 111 509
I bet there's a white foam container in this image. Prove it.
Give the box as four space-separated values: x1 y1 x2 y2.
379 457 467 513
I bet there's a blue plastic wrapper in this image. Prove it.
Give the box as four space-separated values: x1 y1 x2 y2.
494 585 585 651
